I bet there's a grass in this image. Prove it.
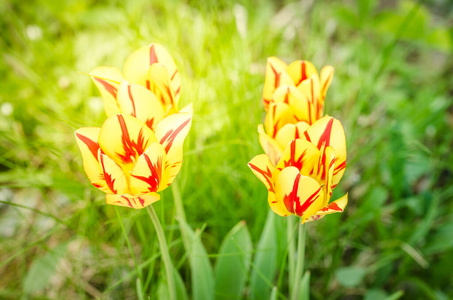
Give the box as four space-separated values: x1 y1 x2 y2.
1 0 453 298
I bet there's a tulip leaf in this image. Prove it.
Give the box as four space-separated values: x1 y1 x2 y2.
178 218 214 300
213 220 252 300
22 243 68 295
250 210 279 300
157 266 189 300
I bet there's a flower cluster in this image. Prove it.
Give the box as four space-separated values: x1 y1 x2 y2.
75 44 192 209
249 57 347 223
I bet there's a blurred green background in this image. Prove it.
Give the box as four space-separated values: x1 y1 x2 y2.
1 0 453 299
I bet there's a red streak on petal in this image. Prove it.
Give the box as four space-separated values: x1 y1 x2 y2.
127 85 137 117
283 173 301 215
334 160 346 175
327 201 342 212
131 153 162 192
121 195 134 208
270 64 281 89
160 118 191 153
248 162 275 193
296 61 307 86
139 197 145 206
100 154 117 194
175 86 181 96
76 133 100 161
165 84 174 105
284 87 290 104
297 186 322 216
150 44 158 65
92 183 102 188
145 118 155 130
146 80 151 90
317 118 334 149
94 77 118 98
303 130 311 142
171 70 178 80
284 141 306 170
117 115 147 164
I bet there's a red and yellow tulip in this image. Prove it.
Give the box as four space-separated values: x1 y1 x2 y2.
259 57 335 164
75 112 192 209
248 116 347 223
89 43 182 117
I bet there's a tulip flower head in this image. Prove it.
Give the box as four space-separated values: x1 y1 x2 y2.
259 57 335 165
75 112 192 209
89 43 182 117
249 116 347 223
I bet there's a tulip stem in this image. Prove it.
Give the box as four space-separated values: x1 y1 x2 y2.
146 205 176 300
114 207 144 295
291 221 306 300
287 216 296 295
172 180 186 222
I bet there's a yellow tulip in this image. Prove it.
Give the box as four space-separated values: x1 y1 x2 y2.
248 116 347 223
75 113 192 209
259 57 334 164
89 43 182 118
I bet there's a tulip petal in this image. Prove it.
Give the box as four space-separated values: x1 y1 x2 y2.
320 66 334 101
258 124 284 166
318 146 336 207
264 102 293 138
275 139 320 179
106 192 160 209
313 193 348 216
123 43 180 101
99 114 156 173
99 151 128 195
272 85 311 123
248 154 275 193
148 63 177 113
74 127 110 193
155 112 192 164
268 192 291 217
130 142 167 194
89 66 123 117
287 60 318 87
117 81 164 130
179 102 193 114
262 57 293 111
276 167 324 222
297 76 321 121
301 116 346 185
274 122 310 153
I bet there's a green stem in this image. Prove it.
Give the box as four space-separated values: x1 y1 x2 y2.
287 216 296 295
172 180 186 222
114 207 144 295
146 205 176 300
291 221 306 300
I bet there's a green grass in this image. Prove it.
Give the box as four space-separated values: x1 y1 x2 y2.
1 0 453 298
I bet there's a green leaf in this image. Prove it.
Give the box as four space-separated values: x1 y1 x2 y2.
250 210 278 300
157 267 189 300
335 266 367 288
178 219 214 300
22 243 68 295
214 221 252 300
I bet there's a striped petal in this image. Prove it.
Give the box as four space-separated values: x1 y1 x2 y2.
106 192 160 209
297 76 322 120
320 66 334 101
74 127 109 193
155 112 192 166
318 146 336 207
311 193 348 218
275 139 320 179
148 63 177 114
262 57 293 111
275 167 324 222
89 66 123 117
258 124 284 166
123 43 180 102
129 142 167 194
268 192 291 217
99 151 128 195
286 60 318 87
272 85 311 123
248 154 275 193
301 116 346 185
117 81 164 130
274 122 310 152
264 102 293 138
98 114 156 174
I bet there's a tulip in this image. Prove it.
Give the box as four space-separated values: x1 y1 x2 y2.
259 57 335 164
75 112 192 208
88 43 182 117
248 116 347 223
